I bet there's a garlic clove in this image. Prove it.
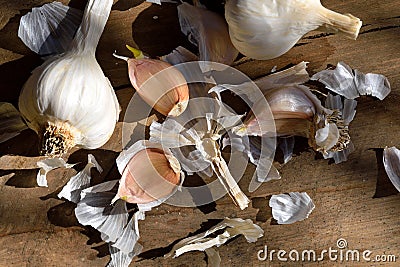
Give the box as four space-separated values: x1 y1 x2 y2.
177 2 239 66
269 192 315 224
18 2 83 56
225 0 362 60
117 147 181 204
383 146 400 193
114 50 189 117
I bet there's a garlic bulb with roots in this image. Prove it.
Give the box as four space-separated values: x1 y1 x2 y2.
225 0 362 60
18 0 120 156
114 47 189 117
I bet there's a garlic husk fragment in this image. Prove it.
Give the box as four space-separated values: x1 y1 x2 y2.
58 154 102 203
36 158 75 187
311 62 391 100
18 2 83 56
0 102 28 143
115 52 189 117
19 0 120 156
269 192 315 224
76 141 184 266
225 0 362 60
161 46 199 65
165 217 263 259
210 62 310 107
149 101 251 210
383 146 400 192
177 3 239 66
75 180 143 267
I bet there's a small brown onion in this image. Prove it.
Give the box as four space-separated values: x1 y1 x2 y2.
117 147 181 204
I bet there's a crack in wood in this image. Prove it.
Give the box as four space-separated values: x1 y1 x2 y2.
360 25 400 35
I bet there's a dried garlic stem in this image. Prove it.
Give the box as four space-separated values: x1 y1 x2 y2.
319 7 361 39
39 121 77 156
212 156 250 210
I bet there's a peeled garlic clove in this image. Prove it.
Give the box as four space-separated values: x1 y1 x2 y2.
269 192 315 224
225 0 362 60
115 51 189 117
19 0 120 156
177 2 239 66
383 146 400 192
117 147 181 204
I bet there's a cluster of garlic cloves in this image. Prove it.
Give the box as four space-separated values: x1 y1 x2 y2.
114 46 189 117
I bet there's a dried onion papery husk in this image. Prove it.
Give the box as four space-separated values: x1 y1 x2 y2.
75 140 184 267
177 2 239 67
58 154 102 203
382 147 400 192
311 62 391 100
114 47 189 117
225 0 362 60
18 0 120 156
149 99 252 210
269 192 315 224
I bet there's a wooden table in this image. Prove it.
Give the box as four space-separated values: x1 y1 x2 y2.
0 0 399 266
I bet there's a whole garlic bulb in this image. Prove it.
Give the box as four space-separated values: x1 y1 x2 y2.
18 0 120 156
225 0 362 60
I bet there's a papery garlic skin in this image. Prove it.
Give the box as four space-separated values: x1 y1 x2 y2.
125 57 189 117
225 0 362 60
178 3 239 66
117 147 181 204
18 0 120 156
